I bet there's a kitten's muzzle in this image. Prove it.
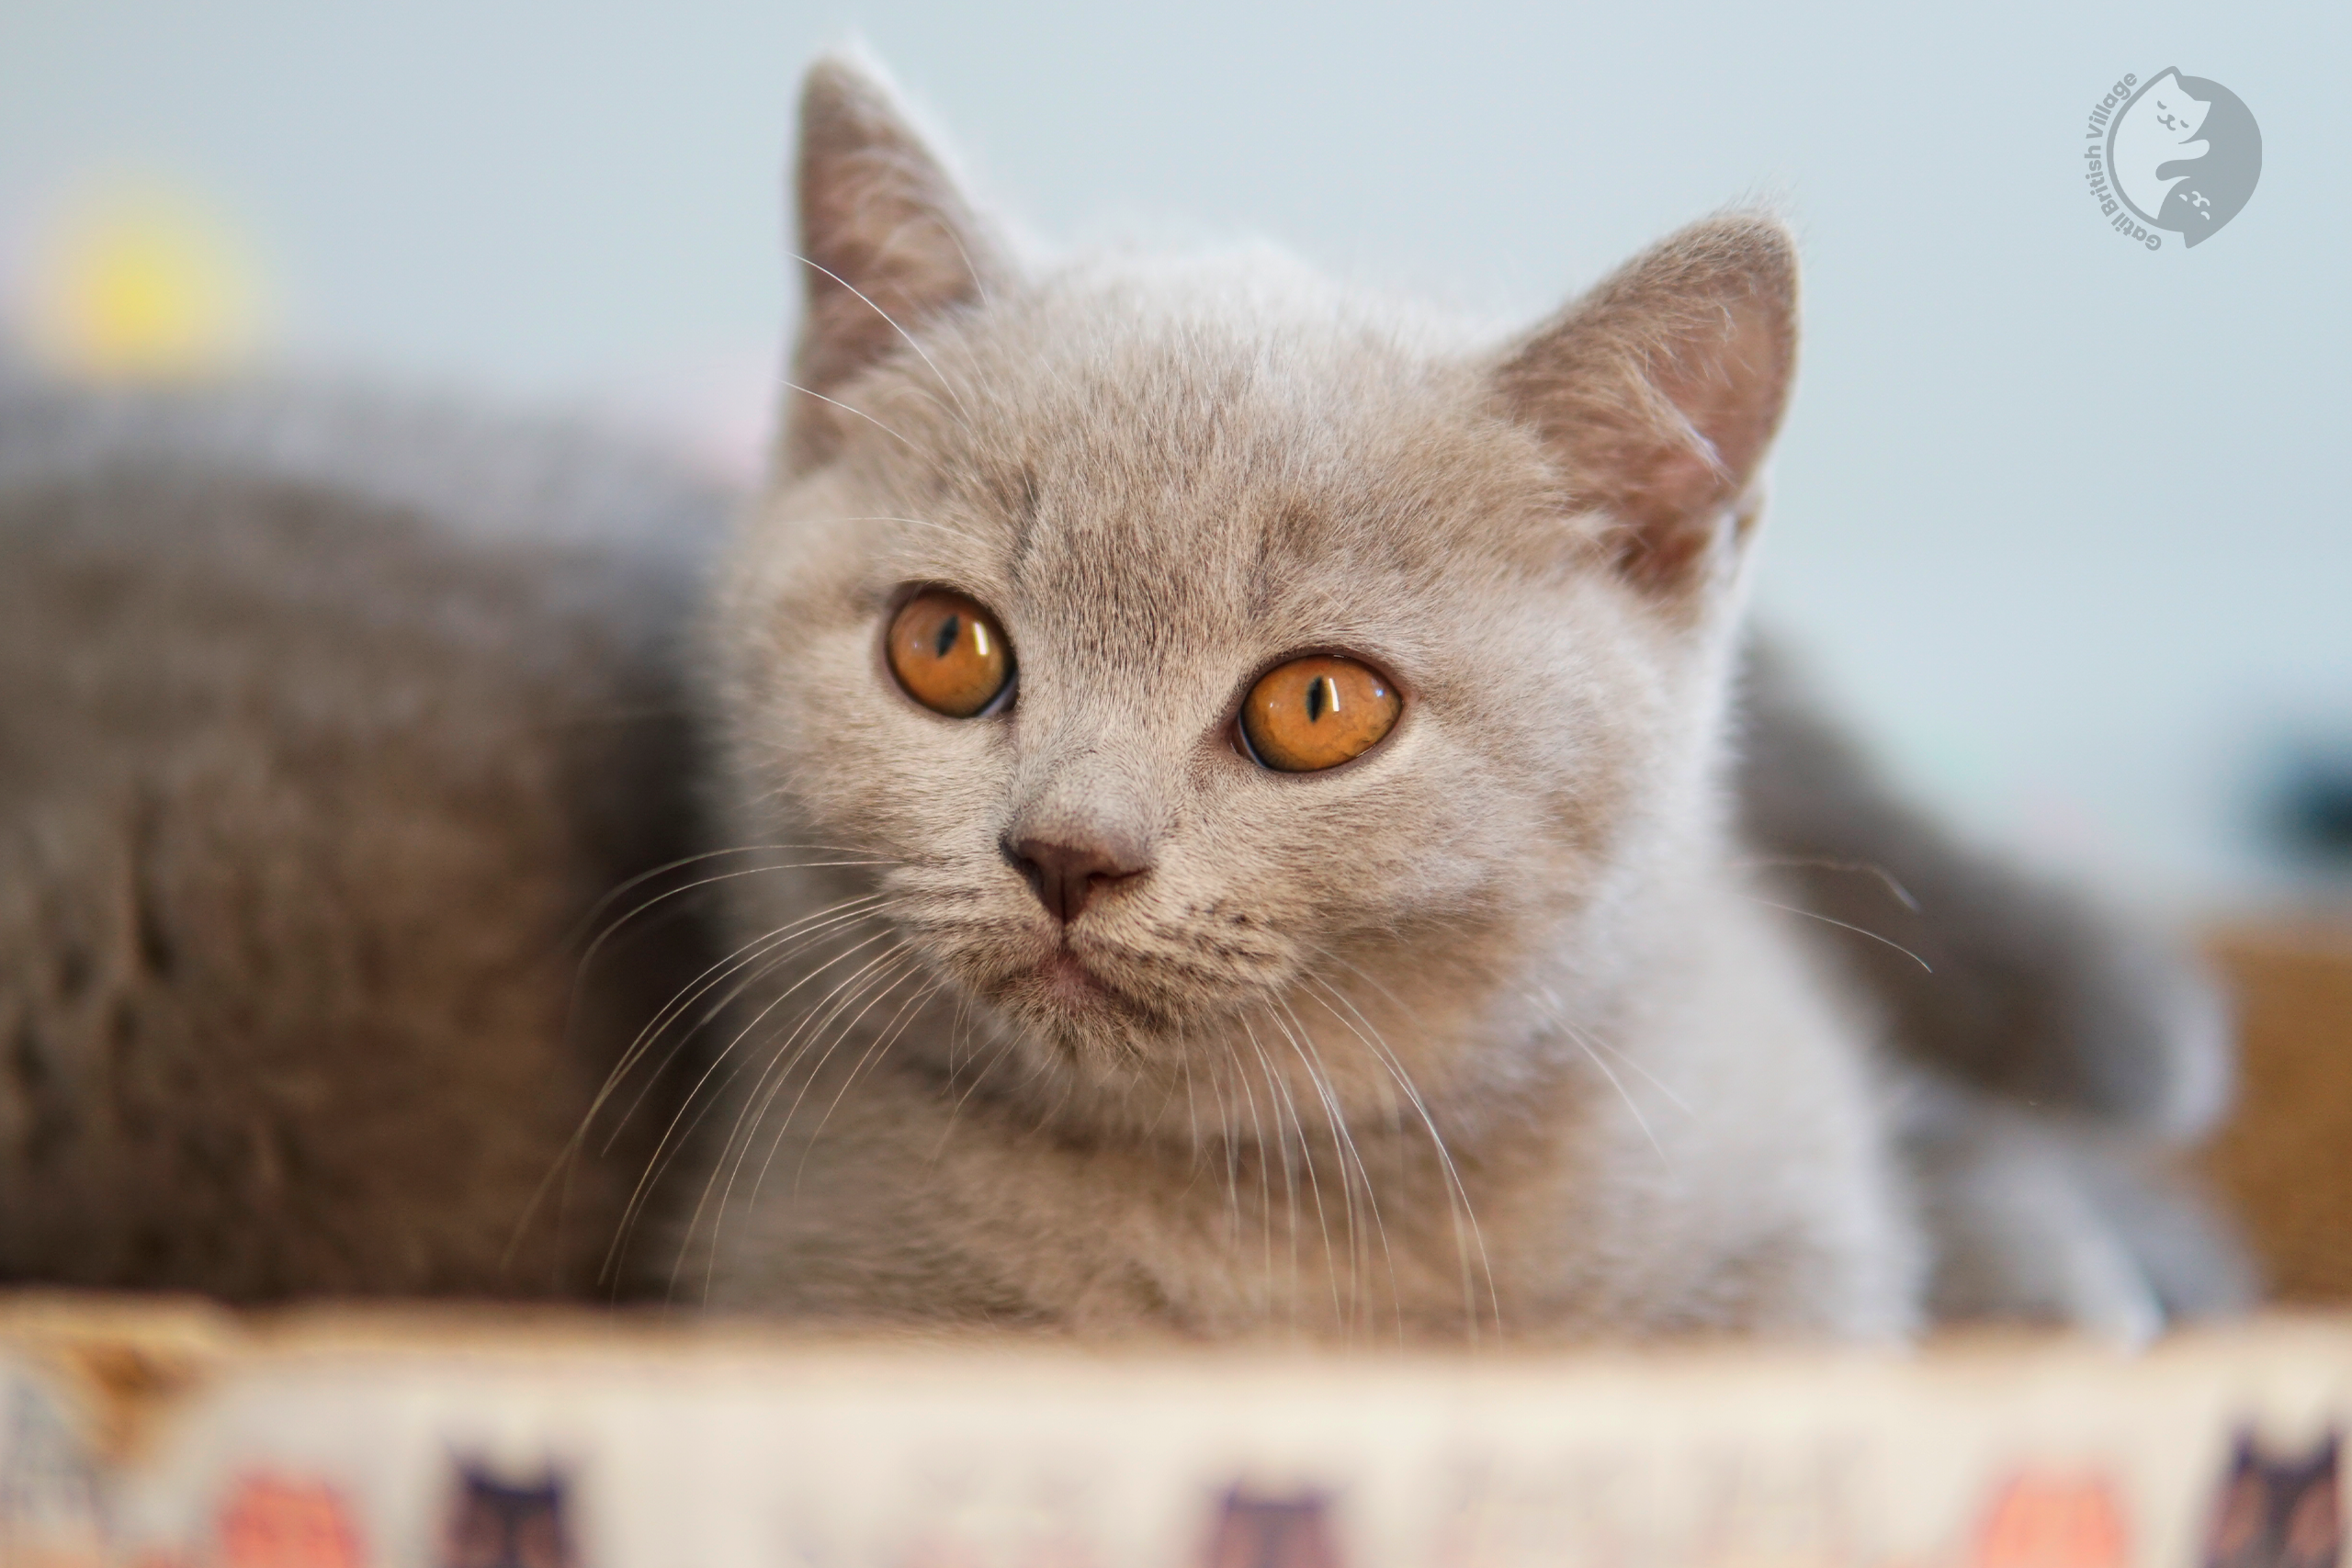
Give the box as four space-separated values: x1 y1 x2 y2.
1003 831 1151 925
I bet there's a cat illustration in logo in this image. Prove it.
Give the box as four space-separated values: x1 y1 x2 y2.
2108 68 2262 245
2203 1432 2341 1568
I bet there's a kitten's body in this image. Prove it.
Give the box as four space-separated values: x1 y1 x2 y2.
0 61 2243 1334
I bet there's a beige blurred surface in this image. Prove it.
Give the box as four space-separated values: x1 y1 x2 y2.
2 1290 2350 1568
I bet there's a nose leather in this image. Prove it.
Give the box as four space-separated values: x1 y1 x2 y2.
1005 833 1150 924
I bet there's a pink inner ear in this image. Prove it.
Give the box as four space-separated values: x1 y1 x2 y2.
1616 293 1790 576
796 145 980 393
1496 216 1797 598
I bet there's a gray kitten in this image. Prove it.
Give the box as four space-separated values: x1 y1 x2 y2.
671 55 2245 1338
0 56 2244 1334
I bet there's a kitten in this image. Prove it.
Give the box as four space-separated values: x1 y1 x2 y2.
667 53 2242 1338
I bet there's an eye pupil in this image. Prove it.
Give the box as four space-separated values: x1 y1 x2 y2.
933 615 961 660
1305 676 1329 723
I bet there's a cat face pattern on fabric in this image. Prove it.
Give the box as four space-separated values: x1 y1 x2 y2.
1973 1473 2130 1568
2204 1434 2343 1568
217 1474 365 1568
1204 1491 1346 1568
440 1467 574 1568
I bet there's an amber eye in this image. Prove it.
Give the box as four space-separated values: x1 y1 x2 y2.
1238 654 1401 773
888 589 1012 716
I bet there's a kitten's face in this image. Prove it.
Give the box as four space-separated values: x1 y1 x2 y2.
726 270 1686 1100
714 59 1794 1122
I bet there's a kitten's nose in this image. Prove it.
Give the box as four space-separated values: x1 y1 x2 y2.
1005 832 1150 925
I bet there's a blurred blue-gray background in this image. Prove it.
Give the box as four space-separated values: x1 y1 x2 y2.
5 0 2346 906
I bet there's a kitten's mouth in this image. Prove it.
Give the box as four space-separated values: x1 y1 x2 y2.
1008 941 1157 1029
1037 947 1111 1007
962 929 1178 1042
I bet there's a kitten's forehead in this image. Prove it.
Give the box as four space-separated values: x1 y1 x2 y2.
889 260 1567 671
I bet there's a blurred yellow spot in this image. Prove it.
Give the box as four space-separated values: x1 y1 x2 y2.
26 185 261 379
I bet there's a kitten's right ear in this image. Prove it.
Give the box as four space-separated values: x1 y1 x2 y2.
787 51 999 468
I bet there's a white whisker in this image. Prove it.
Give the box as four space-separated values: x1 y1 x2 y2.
1244 1008 1333 1335
779 378 920 449
1741 893 1933 971
624 928 905 1287
1280 993 1401 1345
1295 956 1501 1342
524 895 899 1280
790 249 978 430
1736 854 1921 912
1566 1020 1668 1165
702 944 915 1258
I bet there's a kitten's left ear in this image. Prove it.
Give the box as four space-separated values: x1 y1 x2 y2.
1495 215 1797 601
787 51 1002 468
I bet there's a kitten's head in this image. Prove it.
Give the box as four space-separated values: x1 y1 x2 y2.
713 53 1796 1121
